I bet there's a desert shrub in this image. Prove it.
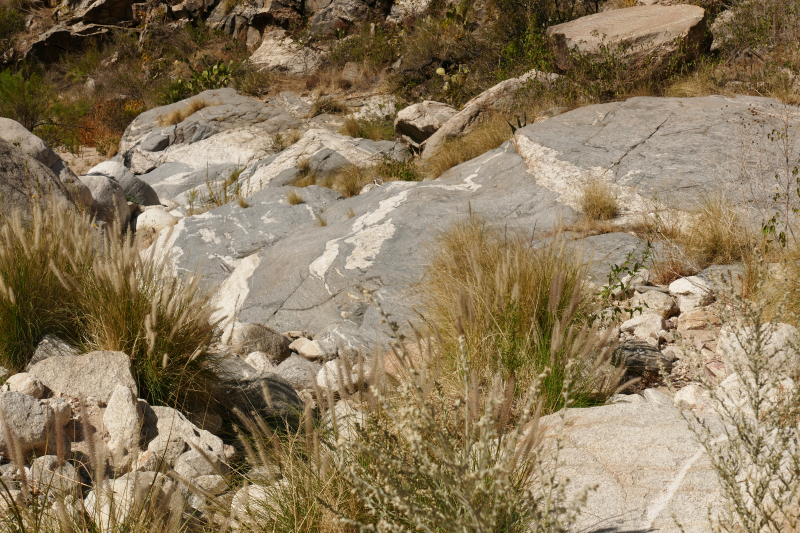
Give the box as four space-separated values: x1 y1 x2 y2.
309 96 347 117
579 178 618 221
332 165 369 198
163 60 235 104
375 157 422 182
339 117 396 141
716 0 800 56
273 129 302 151
421 214 621 409
231 60 273 96
0 201 220 412
327 22 400 70
673 273 800 532
0 3 23 51
423 115 510 179
680 194 753 268
0 69 88 149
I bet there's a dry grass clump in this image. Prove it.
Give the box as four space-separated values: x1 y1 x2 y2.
423 116 511 179
0 200 220 412
274 129 303 152
420 214 622 410
679 194 752 267
579 178 619 221
309 96 347 117
157 98 216 126
339 118 396 141
332 165 371 198
286 190 304 205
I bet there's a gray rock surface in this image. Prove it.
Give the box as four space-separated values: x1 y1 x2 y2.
546 5 708 71
134 208 178 234
144 405 226 458
0 392 56 454
28 350 137 403
80 174 131 227
103 384 143 459
0 138 72 221
230 323 292 362
174 448 227 479
86 161 160 206
394 100 457 143
22 23 108 62
718 322 800 375
669 276 714 313
5 373 44 398
28 335 79 370
30 455 79 497
274 355 321 389
539 402 721 532
249 29 322 76
309 0 391 34
422 69 559 159
614 339 674 375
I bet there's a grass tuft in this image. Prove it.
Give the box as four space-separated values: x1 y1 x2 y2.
579 178 618 221
157 98 216 126
286 191 304 205
423 116 510 179
309 96 346 117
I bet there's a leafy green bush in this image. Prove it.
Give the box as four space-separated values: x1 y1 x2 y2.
0 3 23 51
163 60 235 103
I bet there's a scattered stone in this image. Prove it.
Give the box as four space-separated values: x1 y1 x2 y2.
0 392 55 455
86 472 180 531
145 406 226 458
289 337 324 359
244 352 276 373
134 208 178 234
28 335 79 370
394 101 457 143
630 290 678 318
30 455 79 497
316 359 369 393
677 306 721 331
321 399 364 442
669 276 714 313
85 160 160 206
274 355 322 389
188 474 227 509
103 384 143 462
174 449 228 480
546 5 708 71
232 323 292 363
614 339 674 376
146 435 186 468
620 313 667 340
5 373 44 398
221 374 304 423
29 351 137 404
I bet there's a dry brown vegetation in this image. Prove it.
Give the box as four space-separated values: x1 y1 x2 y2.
423 116 511 179
157 98 217 126
286 190 304 205
579 178 619 222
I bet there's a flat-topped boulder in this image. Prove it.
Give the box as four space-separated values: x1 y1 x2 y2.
546 5 708 71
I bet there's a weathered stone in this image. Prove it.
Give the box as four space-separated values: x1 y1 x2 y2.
134 208 178 234
187 474 227 509
146 434 186 468
545 5 708 71
321 399 364 442
669 276 714 313
5 373 44 398
145 406 225 458
220 373 304 423
71 0 137 24
174 449 227 480
677 306 721 331
274 355 321 389
0 138 72 221
0 392 55 454
394 101 457 143
630 290 678 318
620 314 667 340
249 29 322 76
22 24 108 63
28 335 79 370
316 359 369 393
245 352 276 373
538 402 721 532
80 174 131 228
103 384 143 459
709 9 734 52
0 118 59 167
718 322 799 376
86 161 160 206
614 339 673 375
422 69 559 159
85 472 180 531
30 455 79 497
28 351 137 403
231 323 292 363
309 0 390 34
289 337 324 359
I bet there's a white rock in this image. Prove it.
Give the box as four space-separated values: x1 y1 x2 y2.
620 313 666 340
5 373 44 398
135 208 178 234
147 406 226 458
668 276 714 313
103 384 143 460
244 351 276 373
79 174 131 228
394 101 457 143
289 337 324 359
630 290 678 318
188 474 227 509
717 322 799 376
174 449 227 480
249 29 321 76
673 384 711 413
86 472 180 531
321 399 365 442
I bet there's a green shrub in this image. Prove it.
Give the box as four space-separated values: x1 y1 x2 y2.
339 117 396 141
0 4 23 51
327 23 400 69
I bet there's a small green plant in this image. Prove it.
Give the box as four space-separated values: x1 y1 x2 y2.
376 157 422 182
164 59 234 103
597 241 653 322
